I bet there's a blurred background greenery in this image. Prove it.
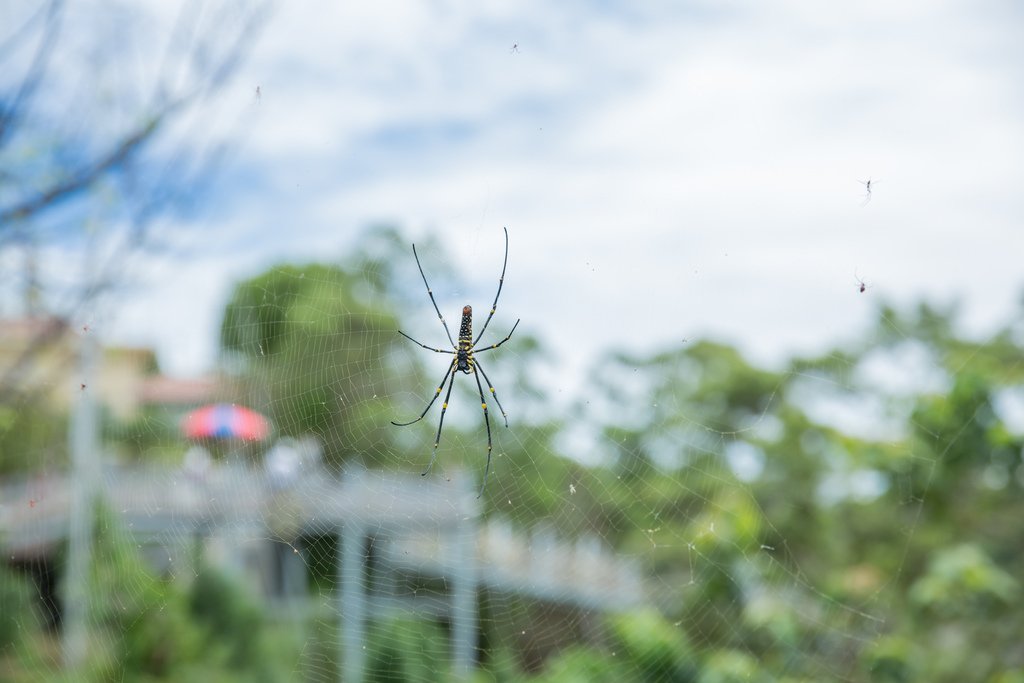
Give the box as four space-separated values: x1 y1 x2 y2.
2 224 1023 681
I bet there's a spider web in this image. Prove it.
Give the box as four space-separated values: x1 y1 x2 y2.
4 225 1022 682
2 0 1023 679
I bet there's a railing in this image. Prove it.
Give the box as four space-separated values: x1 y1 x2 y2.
0 462 644 611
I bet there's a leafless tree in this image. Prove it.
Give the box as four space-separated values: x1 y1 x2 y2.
0 0 268 400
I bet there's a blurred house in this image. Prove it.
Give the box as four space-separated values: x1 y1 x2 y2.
0 315 219 421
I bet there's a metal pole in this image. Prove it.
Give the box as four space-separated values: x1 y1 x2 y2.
340 521 365 683
451 478 479 679
64 330 98 668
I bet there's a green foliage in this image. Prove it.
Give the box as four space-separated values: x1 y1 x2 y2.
0 564 35 651
863 635 917 683
514 298 1024 682
50 503 200 680
103 406 187 463
526 646 633 683
365 616 451 682
697 650 767 683
909 544 1019 618
0 402 67 474
188 565 267 669
119 591 202 680
2 260 1018 682
519 609 695 683
220 254 402 469
42 504 297 682
608 609 696 682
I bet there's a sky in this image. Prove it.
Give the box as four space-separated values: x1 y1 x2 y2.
95 0 1024 398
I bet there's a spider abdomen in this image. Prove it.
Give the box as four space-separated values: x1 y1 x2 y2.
459 305 473 341
457 305 474 373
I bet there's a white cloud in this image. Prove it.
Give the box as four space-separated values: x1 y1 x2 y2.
89 0 1024 383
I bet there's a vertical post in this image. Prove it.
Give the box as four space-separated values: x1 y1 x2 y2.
64 330 98 668
340 521 365 683
450 478 479 679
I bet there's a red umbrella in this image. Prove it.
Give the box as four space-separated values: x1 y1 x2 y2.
182 403 270 441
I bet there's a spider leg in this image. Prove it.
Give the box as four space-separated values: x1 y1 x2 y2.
422 366 458 477
473 319 520 354
392 360 456 427
412 243 457 348
473 358 509 428
472 226 509 346
471 365 494 498
397 330 455 354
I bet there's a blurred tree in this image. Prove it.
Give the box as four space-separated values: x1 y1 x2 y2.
219 227 409 469
529 298 1024 682
519 609 695 683
0 401 67 473
69 503 295 681
0 562 36 653
364 616 451 683
215 245 1024 682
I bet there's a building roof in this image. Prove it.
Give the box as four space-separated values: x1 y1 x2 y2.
138 375 221 405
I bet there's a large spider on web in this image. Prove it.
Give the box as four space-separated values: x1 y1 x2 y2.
392 227 520 496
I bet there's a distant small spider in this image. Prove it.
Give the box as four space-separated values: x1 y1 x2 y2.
510 43 519 53
855 272 870 293
80 383 87 391
858 178 875 205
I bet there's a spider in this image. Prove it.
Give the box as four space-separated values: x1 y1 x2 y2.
392 227 520 497
858 178 875 205
855 271 870 293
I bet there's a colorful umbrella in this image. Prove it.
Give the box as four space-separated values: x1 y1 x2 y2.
182 403 271 441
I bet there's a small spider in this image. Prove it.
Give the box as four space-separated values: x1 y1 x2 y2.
858 178 875 205
391 227 520 497
855 271 870 293
80 383 87 391
510 43 519 53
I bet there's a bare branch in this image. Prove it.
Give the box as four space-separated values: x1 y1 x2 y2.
0 107 167 226
0 0 64 149
0 2 269 400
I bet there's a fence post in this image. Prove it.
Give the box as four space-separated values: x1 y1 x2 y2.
451 477 479 678
341 520 366 683
64 331 98 668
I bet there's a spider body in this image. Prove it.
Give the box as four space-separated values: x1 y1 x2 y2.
858 178 875 205
392 229 520 497
855 271 870 293
457 306 474 373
